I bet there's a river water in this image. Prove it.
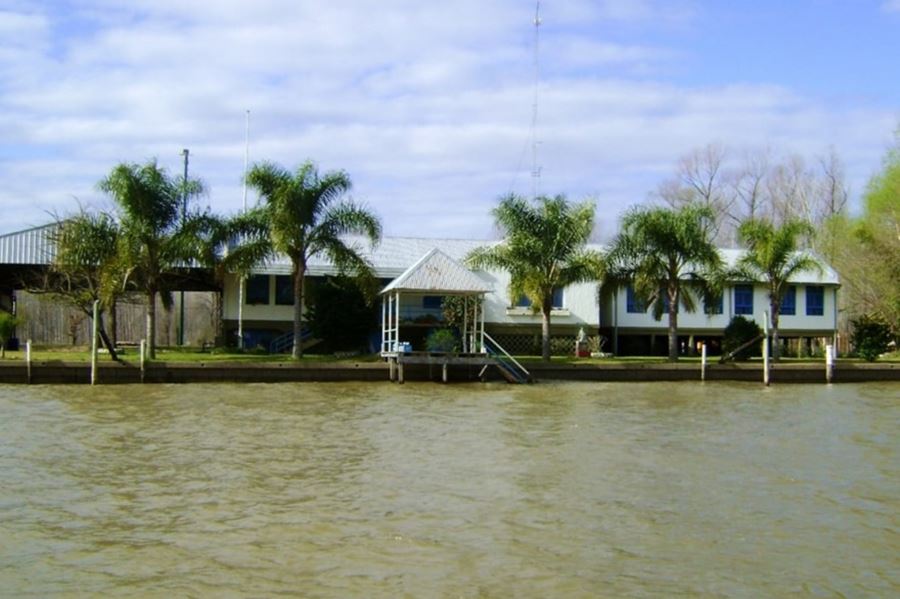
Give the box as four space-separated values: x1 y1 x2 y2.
0 381 897 597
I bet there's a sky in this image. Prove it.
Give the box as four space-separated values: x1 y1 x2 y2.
1 0 898 240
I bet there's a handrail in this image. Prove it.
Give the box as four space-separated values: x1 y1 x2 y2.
269 328 313 354
483 331 530 378
719 333 764 363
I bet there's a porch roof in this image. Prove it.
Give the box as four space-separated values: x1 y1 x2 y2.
381 248 493 295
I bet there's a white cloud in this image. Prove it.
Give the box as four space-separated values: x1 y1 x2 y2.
882 1 900 13
0 1 893 239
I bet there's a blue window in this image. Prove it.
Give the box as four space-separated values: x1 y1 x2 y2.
734 285 754 315
552 287 564 309
626 286 645 313
275 275 294 305
422 295 442 310
806 286 824 316
515 288 563 309
704 294 723 315
246 275 270 305
781 286 796 316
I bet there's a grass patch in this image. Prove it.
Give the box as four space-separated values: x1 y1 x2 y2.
0 346 381 364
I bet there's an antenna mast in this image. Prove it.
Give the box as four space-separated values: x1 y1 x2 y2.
531 1 542 199
242 109 250 211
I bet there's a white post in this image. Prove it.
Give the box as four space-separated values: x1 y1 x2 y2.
91 300 99 385
762 311 770 386
701 342 707 381
825 344 834 384
140 339 146 383
463 296 469 353
237 276 245 350
480 296 485 353
26 339 32 384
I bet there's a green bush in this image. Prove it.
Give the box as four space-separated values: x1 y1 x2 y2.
851 315 892 361
722 315 763 361
425 328 459 353
0 311 20 358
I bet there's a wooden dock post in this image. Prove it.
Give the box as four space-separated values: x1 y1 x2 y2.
25 339 32 384
700 343 707 381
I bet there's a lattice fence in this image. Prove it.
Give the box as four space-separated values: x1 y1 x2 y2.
489 333 603 356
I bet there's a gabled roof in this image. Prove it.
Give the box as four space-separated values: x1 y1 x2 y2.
718 249 839 285
381 248 492 295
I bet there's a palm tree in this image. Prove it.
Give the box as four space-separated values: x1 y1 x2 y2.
242 160 382 359
606 204 724 361
99 160 203 358
734 218 821 359
50 210 124 356
467 194 605 362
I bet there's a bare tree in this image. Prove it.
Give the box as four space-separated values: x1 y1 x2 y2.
731 148 771 224
656 143 737 244
817 147 849 222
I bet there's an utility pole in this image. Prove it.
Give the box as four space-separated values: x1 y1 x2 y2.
531 0 542 200
179 148 189 346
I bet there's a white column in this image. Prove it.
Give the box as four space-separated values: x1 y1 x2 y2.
91 300 99 385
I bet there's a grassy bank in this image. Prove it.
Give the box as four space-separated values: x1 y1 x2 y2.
3 345 898 364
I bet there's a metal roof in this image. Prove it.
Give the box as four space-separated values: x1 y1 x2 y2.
0 223 839 286
381 248 493 294
250 236 496 278
717 248 839 286
0 223 57 265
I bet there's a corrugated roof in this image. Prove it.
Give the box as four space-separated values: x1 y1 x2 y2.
0 223 839 286
253 236 495 278
381 248 493 294
0 223 57 265
717 248 839 285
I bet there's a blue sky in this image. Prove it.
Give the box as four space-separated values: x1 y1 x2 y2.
0 0 897 239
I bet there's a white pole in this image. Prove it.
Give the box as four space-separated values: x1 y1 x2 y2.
463 296 469 353
701 342 707 381
762 311 770 386
825 344 834 384
26 339 32 384
140 339 146 383
237 109 250 350
243 109 250 211
91 300 99 385
480 296 485 353
238 277 245 350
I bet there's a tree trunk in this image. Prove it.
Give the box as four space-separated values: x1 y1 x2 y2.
668 287 679 362
771 298 781 361
541 303 552 362
97 311 119 362
147 290 157 359
292 262 306 359
109 298 118 348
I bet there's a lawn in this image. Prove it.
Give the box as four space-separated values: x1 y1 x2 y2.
2 346 897 364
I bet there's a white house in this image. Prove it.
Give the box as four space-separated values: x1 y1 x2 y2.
599 249 840 356
220 237 602 353
219 237 839 356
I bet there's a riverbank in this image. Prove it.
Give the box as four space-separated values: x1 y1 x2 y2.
1 358 897 384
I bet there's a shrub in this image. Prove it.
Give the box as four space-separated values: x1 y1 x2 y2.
722 315 763 361
851 315 892 361
0 311 20 359
425 328 459 353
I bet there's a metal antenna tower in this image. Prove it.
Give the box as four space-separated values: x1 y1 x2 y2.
531 0 542 199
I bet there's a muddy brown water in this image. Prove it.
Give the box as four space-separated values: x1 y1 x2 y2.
1 381 897 597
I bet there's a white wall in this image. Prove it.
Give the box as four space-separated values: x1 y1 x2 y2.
609 283 837 333
222 270 602 327
222 273 295 322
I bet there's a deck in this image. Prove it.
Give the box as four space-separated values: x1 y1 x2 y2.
382 351 496 383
